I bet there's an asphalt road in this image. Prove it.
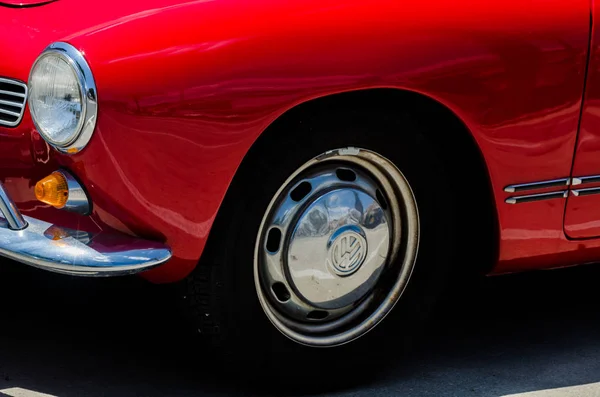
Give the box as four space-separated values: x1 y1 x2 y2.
1 261 600 397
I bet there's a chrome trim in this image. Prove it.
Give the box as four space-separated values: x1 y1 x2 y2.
0 98 24 107
255 148 419 347
504 178 570 193
56 170 90 215
0 216 171 276
571 187 600 197
0 181 170 276
0 108 20 117
28 42 98 154
0 183 27 230
0 89 25 98
571 175 600 186
259 170 391 314
0 77 27 127
505 190 568 204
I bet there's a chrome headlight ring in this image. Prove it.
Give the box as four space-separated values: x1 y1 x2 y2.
28 42 98 154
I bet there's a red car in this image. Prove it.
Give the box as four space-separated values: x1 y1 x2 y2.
1 0 598 360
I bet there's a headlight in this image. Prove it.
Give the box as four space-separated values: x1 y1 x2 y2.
28 42 97 154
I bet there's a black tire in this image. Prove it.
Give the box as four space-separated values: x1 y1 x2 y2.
179 106 458 378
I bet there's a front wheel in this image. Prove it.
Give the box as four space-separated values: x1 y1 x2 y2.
180 109 457 369
254 148 419 346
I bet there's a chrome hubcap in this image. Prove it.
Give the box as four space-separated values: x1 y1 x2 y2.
255 148 419 347
288 182 389 311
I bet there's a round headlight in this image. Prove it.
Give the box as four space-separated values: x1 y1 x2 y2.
28 42 97 153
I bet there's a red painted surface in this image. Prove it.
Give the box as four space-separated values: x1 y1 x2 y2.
565 2 600 239
0 0 599 281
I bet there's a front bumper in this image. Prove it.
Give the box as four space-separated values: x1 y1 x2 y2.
0 181 171 276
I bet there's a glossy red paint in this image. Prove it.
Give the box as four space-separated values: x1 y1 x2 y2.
2 0 600 282
565 2 600 239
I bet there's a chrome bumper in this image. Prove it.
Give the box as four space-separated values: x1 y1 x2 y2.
0 182 171 276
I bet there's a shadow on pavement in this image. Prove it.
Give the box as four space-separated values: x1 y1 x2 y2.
1 261 600 396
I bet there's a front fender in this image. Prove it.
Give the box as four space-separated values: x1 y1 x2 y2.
0 0 590 281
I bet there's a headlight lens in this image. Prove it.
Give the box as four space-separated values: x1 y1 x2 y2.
28 42 97 153
29 54 83 146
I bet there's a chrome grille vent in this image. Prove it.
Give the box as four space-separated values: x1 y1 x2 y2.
0 77 27 127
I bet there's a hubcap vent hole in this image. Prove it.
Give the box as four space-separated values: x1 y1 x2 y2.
266 227 282 253
336 168 357 182
290 181 312 201
272 282 291 302
307 310 329 320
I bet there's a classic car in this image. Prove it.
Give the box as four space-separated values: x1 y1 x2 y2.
1 0 598 362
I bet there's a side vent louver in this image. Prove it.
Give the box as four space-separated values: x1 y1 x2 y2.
0 77 27 127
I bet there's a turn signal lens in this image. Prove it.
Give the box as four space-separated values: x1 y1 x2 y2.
35 172 69 208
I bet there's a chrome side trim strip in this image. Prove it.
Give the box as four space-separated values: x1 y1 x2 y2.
0 182 27 230
572 187 600 197
504 178 570 193
571 175 600 186
505 190 568 204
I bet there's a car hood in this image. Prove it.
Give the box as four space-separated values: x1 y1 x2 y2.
0 0 201 82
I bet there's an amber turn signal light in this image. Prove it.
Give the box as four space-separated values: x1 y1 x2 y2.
35 172 69 208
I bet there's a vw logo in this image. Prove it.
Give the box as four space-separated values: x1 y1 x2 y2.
329 229 368 276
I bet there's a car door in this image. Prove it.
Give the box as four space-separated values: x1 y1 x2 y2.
565 4 600 238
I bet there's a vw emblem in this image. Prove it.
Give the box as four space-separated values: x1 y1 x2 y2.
329 229 368 276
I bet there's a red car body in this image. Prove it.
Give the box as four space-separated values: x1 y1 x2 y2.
2 0 600 283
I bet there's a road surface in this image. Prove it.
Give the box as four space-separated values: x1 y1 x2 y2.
1 261 600 396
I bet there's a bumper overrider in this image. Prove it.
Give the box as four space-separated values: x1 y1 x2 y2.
0 181 172 276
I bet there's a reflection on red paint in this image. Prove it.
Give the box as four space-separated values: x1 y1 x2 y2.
0 0 598 281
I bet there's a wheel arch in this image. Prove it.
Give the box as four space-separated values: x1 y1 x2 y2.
228 87 498 275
